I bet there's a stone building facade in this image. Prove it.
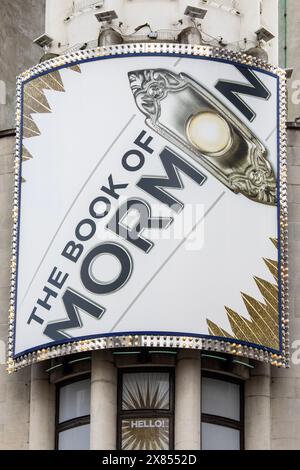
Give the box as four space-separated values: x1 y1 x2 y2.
0 0 300 450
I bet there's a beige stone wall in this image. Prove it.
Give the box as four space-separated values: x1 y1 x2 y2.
0 135 30 449
0 0 45 131
270 128 300 450
286 0 300 122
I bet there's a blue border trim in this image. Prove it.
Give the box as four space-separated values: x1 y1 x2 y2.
13 51 283 359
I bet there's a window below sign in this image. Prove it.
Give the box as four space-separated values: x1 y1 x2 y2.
201 372 244 450
56 376 91 450
118 369 174 450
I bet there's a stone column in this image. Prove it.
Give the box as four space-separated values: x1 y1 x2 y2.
29 363 56 450
245 363 271 449
90 351 117 450
174 350 201 450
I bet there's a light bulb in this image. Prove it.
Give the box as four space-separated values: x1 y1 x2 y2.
186 111 232 156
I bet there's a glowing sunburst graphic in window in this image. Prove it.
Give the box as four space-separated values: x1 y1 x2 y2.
122 372 170 410
121 418 170 450
121 372 171 450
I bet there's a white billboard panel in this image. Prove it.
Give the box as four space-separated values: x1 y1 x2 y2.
9 45 288 370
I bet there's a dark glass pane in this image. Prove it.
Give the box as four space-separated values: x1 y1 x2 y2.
59 379 90 423
202 423 240 450
202 378 240 421
58 424 90 450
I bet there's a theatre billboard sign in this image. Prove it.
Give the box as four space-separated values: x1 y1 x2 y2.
8 44 288 371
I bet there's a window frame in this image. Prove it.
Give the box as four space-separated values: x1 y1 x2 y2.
201 371 244 450
117 367 175 450
55 373 91 450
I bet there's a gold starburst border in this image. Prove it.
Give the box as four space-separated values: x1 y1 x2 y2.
8 44 288 372
207 238 280 351
20 64 81 181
